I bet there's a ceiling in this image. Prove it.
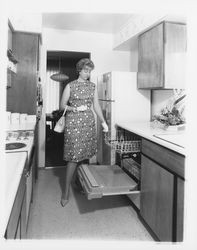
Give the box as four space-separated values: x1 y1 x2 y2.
47 51 90 60
42 13 133 34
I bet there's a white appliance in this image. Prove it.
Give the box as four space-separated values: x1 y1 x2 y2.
5 130 35 228
77 72 150 202
97 71 150 165
5 131 34 157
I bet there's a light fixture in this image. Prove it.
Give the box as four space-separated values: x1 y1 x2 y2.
50 55 69 82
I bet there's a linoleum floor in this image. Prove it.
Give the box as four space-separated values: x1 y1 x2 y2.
26 168 153 241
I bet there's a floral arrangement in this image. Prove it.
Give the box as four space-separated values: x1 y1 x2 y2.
153 90 186 127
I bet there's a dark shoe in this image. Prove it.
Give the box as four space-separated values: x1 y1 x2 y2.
60 198 69 207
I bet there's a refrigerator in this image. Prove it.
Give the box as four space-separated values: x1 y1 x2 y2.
77 71 150 202
97 71 150 165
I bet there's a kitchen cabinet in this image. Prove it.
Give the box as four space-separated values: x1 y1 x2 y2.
140 138 185 242
137 21 186 89
140 155 174 241
6 31 41 114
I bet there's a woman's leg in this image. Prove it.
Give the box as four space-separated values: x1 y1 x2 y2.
61 161 77 205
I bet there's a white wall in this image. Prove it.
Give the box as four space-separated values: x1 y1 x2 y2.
8 13 42 33
151 90 174 118
43 28 131 78
130 48 138 72
113 14 166 49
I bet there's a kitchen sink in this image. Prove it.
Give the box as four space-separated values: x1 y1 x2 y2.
6 142 27 150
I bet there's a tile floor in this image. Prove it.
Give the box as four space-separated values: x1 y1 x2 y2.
27 167 153 241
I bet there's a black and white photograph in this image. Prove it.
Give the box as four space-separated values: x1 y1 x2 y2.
0 1 197 249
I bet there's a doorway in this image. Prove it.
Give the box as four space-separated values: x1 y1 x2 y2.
45 51 90 168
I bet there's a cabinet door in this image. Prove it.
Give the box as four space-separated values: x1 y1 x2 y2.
164 22 187 89
140 155 174 241
138 22 164 89
78 164 139 200
7 32 38 114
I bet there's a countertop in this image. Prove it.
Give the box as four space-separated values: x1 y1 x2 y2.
116 121 185 156
2 152 27 236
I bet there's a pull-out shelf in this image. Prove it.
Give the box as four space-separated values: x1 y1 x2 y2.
77 164 140 200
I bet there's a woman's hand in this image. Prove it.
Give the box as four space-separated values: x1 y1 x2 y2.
102 122 109 132
77 105 88 112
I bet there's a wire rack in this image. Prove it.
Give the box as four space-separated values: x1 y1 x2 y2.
122 158 141 181
104 131 141 154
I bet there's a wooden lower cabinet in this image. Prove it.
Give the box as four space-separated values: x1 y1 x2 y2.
140 155 174 241
140 138 185 242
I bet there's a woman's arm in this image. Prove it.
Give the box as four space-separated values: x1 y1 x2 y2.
60 84 77 112
93 86 108 132
93 86 105 123
60 84 70 110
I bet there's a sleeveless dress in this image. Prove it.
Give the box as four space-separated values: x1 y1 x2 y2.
63 80 97 162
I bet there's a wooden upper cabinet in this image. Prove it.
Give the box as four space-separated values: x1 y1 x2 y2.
137 22 186 89
7 32 39 114
138 22 164 89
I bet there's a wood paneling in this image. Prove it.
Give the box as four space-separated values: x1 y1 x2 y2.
138 22 164 89
140 155 174 241
7 32 38 114
142 139 185 178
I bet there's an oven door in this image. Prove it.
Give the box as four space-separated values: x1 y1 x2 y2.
77 164 140 200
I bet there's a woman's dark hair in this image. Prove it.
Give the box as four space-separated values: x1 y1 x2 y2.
76 58 95 73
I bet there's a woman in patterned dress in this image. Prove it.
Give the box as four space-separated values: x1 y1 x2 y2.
60 58 108 206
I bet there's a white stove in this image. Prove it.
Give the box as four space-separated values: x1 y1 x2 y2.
5 131 34 159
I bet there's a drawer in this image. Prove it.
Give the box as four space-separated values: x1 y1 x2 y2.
142 139 185 178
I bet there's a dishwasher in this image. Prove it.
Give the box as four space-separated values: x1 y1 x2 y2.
77 130 141 206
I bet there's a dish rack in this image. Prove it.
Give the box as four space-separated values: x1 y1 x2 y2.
104 131 141 155
104 131 141 183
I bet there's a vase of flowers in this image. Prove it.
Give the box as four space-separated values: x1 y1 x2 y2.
152 91 186 131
